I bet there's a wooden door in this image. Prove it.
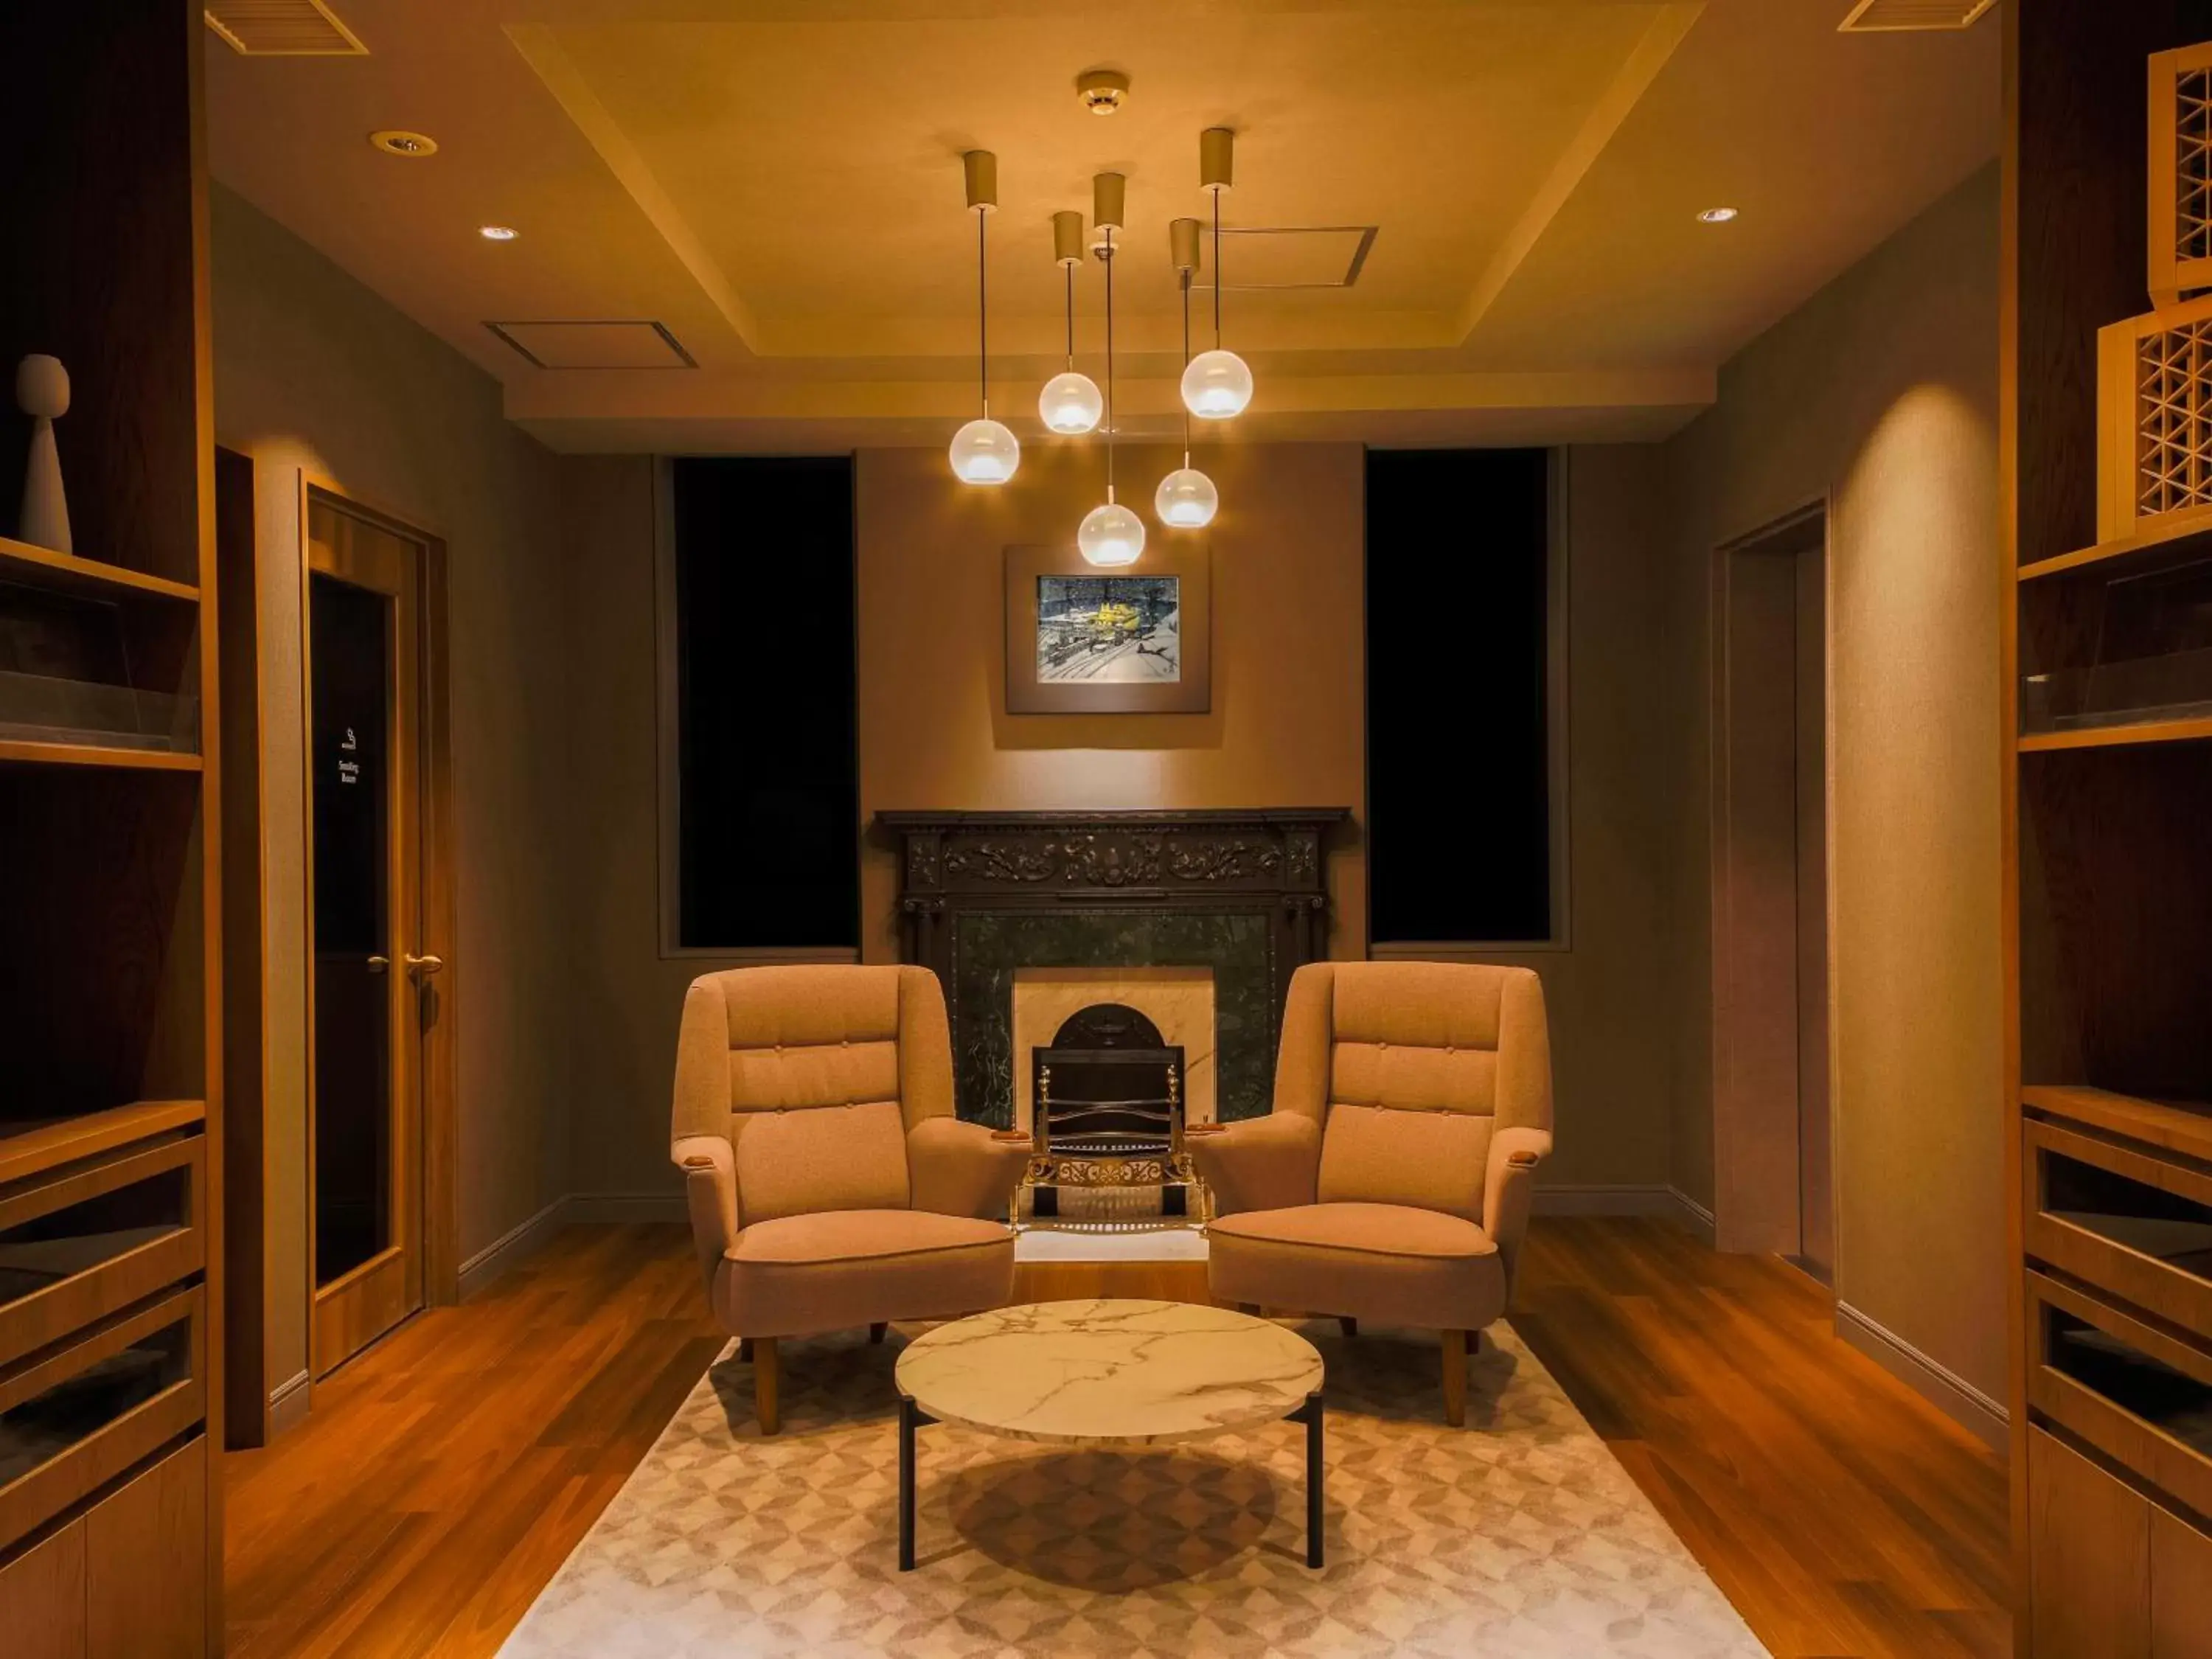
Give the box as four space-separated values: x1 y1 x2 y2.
305 495 432 1373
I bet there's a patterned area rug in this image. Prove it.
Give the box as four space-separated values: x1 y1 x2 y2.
499 1319 1770 1658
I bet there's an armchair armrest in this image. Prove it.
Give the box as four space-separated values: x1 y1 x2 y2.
1186 1113 1321 1217
1482 1125 1553 1295
672 1133 740 1283
908 1117 1030 1221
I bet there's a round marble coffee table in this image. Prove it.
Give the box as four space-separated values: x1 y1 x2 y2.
891 1298 1327 1571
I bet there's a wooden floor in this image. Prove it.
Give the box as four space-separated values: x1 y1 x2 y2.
222 1219 2011 1658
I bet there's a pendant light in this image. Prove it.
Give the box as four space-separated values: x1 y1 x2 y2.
949 150 1020 485
1077 173 1145 567
1156 215 1220 529
1181 127 1254 421
1038 209 1103 435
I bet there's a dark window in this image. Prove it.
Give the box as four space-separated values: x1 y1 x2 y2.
672 456 859 949
1366 448 1552 944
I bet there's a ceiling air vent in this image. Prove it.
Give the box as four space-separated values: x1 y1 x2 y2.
1838 0 1993 30
484 321 698 371
204 1 367 56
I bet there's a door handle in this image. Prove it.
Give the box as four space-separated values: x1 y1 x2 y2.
366 955 389 974
405 953 445 980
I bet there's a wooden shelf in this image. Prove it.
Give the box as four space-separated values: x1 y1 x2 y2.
0 536 198 605
0 740 201 773
0 1101 205 1188
2017 506 2212 582
2017 716 2212 752
2023 1084 2212 1166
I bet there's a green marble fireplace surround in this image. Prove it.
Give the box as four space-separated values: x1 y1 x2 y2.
951 909 1275 1127
876 810 1349 1127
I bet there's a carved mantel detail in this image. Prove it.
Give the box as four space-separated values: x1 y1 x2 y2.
875 808 1351 1122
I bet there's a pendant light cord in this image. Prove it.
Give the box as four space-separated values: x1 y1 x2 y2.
1212 188 1223 349
1105 226 1117 499
977 208 989 416
1065 263 1075 369
1181 272 1193 466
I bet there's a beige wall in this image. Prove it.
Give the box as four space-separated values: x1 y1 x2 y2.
210 185 574 1397
1660 165 2005 1415
556 439 1686 1203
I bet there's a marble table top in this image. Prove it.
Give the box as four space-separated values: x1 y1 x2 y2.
894 1298 1324 1447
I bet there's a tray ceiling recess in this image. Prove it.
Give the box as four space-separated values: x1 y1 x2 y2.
484 321 697 371
204 0 367 56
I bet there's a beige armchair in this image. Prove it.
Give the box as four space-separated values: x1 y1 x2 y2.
671 964 1031 1433
1188 961 1554 1425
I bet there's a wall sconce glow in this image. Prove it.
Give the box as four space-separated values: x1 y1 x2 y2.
1038 370 1103 434
1180 347 1253 420
949 417 1020 485
1078 498 1146 566
1155 465 1218 529
1697 206 1739 223
479 225 518 242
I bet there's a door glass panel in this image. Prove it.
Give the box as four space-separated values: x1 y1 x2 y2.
310 568 392 1284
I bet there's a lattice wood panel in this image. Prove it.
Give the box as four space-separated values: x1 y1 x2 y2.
2097 293 2212 538
2149 44 2212 300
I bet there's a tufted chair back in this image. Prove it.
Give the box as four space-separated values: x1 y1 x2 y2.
1273 961 1552 1225
670 964 956 1225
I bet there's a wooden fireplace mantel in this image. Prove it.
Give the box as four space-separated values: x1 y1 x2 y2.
874 808 1351 1121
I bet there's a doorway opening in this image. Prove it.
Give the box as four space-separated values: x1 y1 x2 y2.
305 488 458 1376
1710 503 1833 1279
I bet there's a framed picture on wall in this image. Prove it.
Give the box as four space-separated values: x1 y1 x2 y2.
1004 542 1211 714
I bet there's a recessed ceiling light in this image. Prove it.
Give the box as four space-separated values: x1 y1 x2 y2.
479 225 518 242
369 129 438 159
1697 206 1739 224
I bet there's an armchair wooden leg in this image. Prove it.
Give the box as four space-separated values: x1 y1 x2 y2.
1338 1316 1358 1338
754 1338 781 1436
1441 1329 1467 1428
869 1322 888 1345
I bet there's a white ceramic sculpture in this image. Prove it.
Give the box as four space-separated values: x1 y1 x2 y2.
16 354 72 554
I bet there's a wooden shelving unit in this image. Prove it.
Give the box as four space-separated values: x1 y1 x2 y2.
0 535 200 606
2007 12 2212 1656
0 4 224 1655
0 740 204 772
2016 716 2212 752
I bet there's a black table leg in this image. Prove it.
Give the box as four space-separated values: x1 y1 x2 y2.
897 1395 936 1571
1286 1391 1325 1568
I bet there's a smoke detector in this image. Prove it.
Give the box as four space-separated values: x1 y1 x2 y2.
1077 69 1130 116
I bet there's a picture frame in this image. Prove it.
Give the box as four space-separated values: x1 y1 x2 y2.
1004 541 1211 714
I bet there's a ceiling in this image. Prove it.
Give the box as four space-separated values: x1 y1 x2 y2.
205 0 2000 451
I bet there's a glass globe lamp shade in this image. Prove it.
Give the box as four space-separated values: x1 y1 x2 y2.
1180 348 1254 420
1155 466 1218 529
1077 500 1147 567
948 417 1020 484
1037 371 1104 435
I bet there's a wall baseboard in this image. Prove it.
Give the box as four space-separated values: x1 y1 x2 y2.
267 1368 312 1439
459 1194 571 1300
1835 1298 2008 1454
1666 1185 1717 1245
1532 1183 1714 1242
566 1192 688 1224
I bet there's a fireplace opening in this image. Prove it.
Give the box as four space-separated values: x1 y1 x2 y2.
1029 1003 1194 1220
